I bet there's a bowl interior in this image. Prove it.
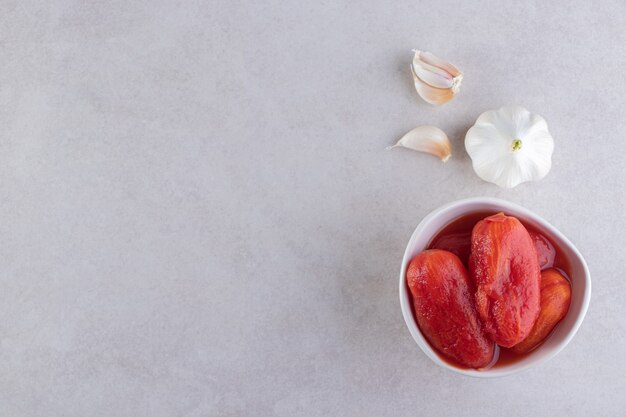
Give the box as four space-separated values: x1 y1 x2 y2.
399 198 591 377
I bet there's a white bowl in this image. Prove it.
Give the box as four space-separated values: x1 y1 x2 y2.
399 197 591 377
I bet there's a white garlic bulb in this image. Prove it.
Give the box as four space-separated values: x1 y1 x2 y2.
411 50 463 105
465 106 554 188
387 125 451 162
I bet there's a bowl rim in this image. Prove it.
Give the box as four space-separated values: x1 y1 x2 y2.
398 197 591 378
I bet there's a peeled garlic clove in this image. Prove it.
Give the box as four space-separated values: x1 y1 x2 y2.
411 50 463 105
387 125 451 162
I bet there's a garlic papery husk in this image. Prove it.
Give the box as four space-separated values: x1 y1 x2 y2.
465 106 554 188
387 125 451 162
411 50 463 105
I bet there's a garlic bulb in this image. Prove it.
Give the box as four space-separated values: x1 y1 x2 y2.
387 125 451 162
411 50 463 105
465 106 554 188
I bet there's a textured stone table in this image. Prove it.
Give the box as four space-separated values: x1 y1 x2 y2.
1 1 624 416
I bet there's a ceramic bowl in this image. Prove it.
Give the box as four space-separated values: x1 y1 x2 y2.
399 197 591 377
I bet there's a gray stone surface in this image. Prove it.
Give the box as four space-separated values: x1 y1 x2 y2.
1 1 624 415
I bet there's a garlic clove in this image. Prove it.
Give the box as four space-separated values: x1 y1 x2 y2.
416 50 462 78
411 69 456 105
411 58 455 89
411 49 463 105
387 125 451 162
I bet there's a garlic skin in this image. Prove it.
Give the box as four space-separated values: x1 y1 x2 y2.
387 125 451 162
465 106 554 188
411 50 463 105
